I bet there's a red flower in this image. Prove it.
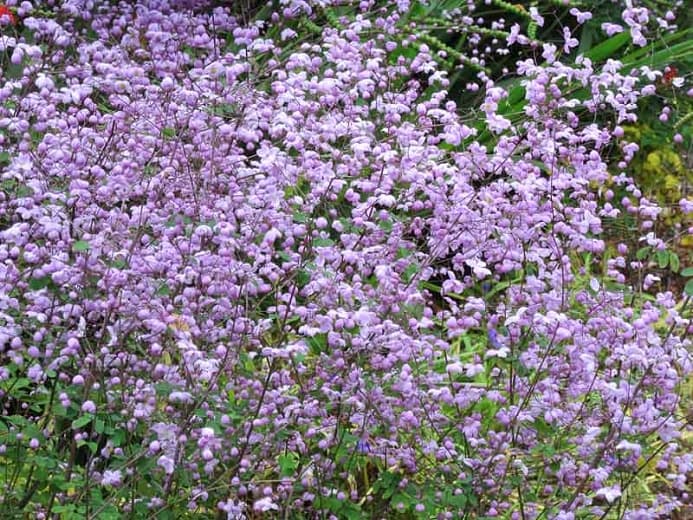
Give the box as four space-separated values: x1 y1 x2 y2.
662 66 678 85
0 5 16 25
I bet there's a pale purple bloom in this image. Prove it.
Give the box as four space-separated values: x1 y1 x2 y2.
596 485 622 504
356 439 370 454
570 8 593 24
157 456 175 475
101 470 123 487
27 364 44 382
602 23 625 36
529 7 544 27
168 391 194 404
253 497 278 512
563 27 579 53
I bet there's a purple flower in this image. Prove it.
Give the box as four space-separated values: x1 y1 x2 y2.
602 23 624 36
157 456 175 475
356 439 371 454
101 470 122 487
563 27 579 53
488 328 502 350
570 8 593 24
0 1 688 517
595 485 622 504
253 497 278 512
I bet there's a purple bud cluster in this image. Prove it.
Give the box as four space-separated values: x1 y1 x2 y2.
0 0 690 518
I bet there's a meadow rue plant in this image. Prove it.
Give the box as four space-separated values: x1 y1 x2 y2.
0 0 691 518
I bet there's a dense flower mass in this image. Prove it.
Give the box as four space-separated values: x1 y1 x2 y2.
0 0 691 518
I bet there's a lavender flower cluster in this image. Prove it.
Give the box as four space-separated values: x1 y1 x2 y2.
0 0 690 518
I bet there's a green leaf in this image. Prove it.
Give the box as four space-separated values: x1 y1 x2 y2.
374 471 401 500
293 212 310 223
402 263 420 283
95 506 121 520
681 267 693 277
110 257 129 270
584 32 630 62
622 33 693 69
307 334 328 355
72 415 93 429
341 503 364 520
391 493 412 510
72 240 90 252
685 279 693 297
396 247 413 259
656 250 669 269
446 492 468 508
155 382 174 396
28 276 52 290
669 253 680 273
162 127 177 139
635 246 650 261
296 269 311 287
485 279 512 299
577 24 595 56
379 219 393 232
17 185 34 198
409 0 425 17
278 453 298 476
77 440 98 454
111 429 126 447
